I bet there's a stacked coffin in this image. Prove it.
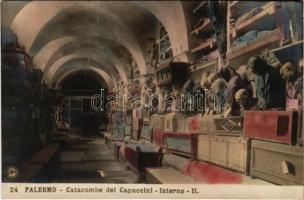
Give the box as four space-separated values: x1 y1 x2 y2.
106 111 127 149
154 114 165 131
146 153 195 184
124 114 163 176
200 113 217 135
132 109 142 140
176 116 188 132
112 112 126 138
197 134 250 174
111 110 132 159
163 132 198 158
187 114 204 133
196 114 250 174
151 114 166 146
115 109 163 176
145 110 303 185
162 112 198 158
244 111 303 185
124 109 132 138
164 112 184 132
1 34 43 170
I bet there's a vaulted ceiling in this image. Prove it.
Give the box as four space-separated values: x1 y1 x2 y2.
2 1 190 90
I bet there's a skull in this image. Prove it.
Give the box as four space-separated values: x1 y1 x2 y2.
235 89 249 107
280 62 296 81
211 78 227 95
237 65 254 81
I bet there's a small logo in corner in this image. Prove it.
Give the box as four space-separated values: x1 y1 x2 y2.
7 166 19 179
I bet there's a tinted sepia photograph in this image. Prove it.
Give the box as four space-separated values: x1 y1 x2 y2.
1 0 303 199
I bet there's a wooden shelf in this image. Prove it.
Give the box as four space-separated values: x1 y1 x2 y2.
227 28 284 68
191 38 216 53
193 1 207 14
270 40 304 53
235 2 281 34
270 40 303 65
190 18 212 36
189 59 218 73
227 28 284 60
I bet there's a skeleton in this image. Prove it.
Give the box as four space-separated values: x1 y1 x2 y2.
210 78 227 113
235 89 249 108
235 88 258 116
237 65 254 82
280 61 303 109
200 72 211 89
140 75 156 109
171 88 182 111
181 78 195 113
247 56 286 110
280 62 297 82
163 88 172 112
156 87 165 112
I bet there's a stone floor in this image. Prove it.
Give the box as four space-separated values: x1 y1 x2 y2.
49 133 139 183
44 133 271 185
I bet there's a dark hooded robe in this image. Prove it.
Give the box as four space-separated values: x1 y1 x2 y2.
247 56 286 110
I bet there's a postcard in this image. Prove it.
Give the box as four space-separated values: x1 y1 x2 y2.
1 1 303 199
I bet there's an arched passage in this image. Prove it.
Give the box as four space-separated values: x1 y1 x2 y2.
53 66 114 89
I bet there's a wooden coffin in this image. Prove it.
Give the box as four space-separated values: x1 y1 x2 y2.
177 118 188 132
118 144 127 163
112 127 125 139
250 140 303 185
164 112 184 132
146 153 194 184
197 135 210 162
198 135 250 174
126 109 132 125
124 144 163 175
104 133 112 145
146 167 194 184
187 115 204 134
153 130 165 146
112 141 124 159
142 111 151 125
210 136 228 167
297 110 303 145
112 128 118 136
244 111 298 145
201 114 216 135
132 129 141 141
125 125 131 136
163 132 198 158
132 117 140 130
133 109 142 119
127 115 132 126
141 125 153 142
150 114 158 129
155 115 165 131
118 127 125 137
227 137 250 174
213 116 243 136
113 112 126 126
